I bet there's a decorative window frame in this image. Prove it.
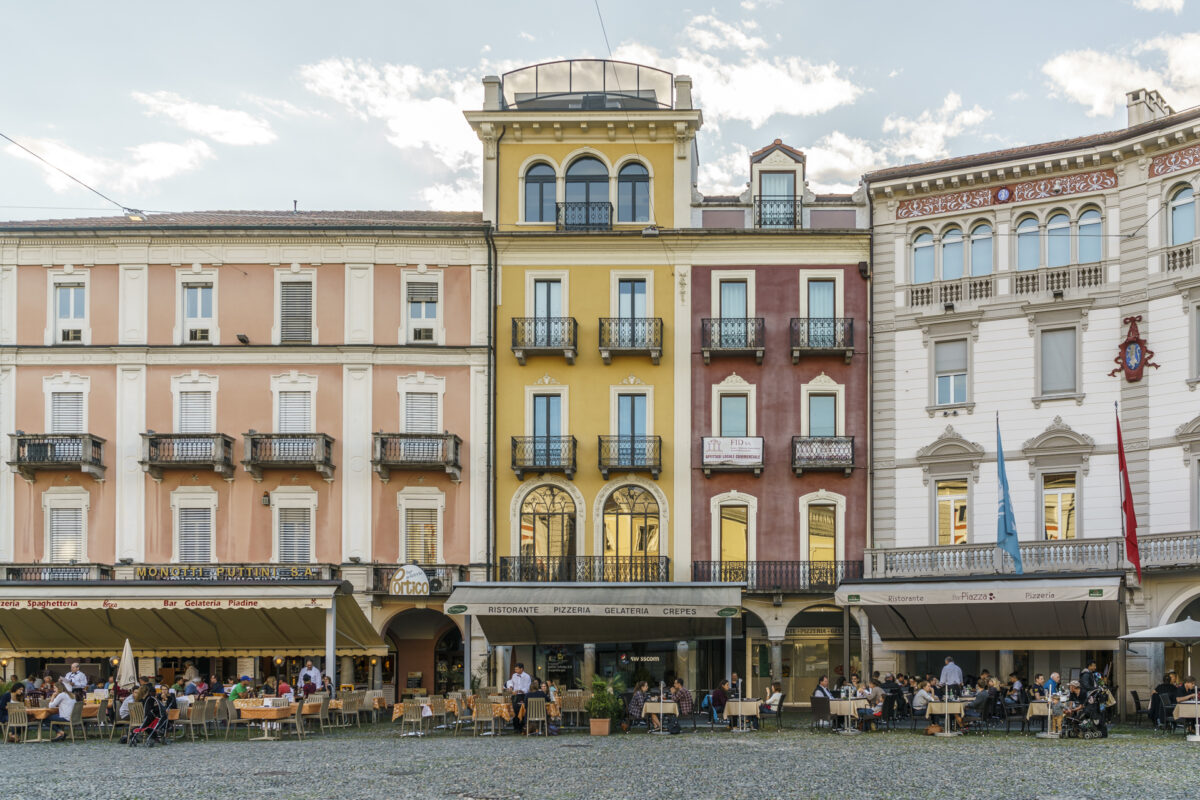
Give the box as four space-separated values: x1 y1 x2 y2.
1025 300 1091 407
1181 283 1200 390
173 263 220 345
507 475 586 558
397 372 446 432
270 371 318 432
797 269 845 318
42 486 90 563
929 476 973 546
396 485 446 564
608 380 654 436
711 373 756 436
918 313 981 416
609 269 655 317
269 485 318 564
1164 178 1199 247
1176 415 1200 528
43 371 90 431
915 426 985 545
524 379 569 437
612 154 656 226
399 265 445 345
272 264 318 345
710 489 757 562
967 219 995 276
1022 416 1094 540
710 270 756 318
170 485 218 564
1013 214 1043 271
798 490 845 561
524 270 570 317
910 228 935 283
799 372 845 436
516 155 562 226
170 370 219 432
591 475 670 558
45 265 91 346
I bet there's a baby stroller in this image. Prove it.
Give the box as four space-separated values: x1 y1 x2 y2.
1062 689 1107 739
128 695 170 748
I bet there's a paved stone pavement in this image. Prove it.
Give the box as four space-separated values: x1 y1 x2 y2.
0 723 1193 799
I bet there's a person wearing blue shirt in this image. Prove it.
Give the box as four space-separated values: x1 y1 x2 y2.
1044 672 1060 695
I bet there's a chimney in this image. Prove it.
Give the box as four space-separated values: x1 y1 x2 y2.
483 75 502 111
1126 88 1174 127
674 75 693 110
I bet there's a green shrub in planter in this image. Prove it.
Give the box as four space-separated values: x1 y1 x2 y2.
585 674 626 722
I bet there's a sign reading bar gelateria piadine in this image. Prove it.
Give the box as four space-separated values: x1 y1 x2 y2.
135 565 322 581
0 597 332 611
452 603 739 618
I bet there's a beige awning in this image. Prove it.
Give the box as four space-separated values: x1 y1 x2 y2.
0 582 386 658
445 583 743 645
835 575 1123 642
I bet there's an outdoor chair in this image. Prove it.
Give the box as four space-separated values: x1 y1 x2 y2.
809 696 832 731
1130 691 1150 727
50 699 86 742
452 694 474 735
1003 702 1027 733
222 699 254 740
337 693 361 728
525 697 548 736
474 696 498 736
363 690 384 723
770 693 787 730
400 699 425 737
4 703 29 743
81 704 104 738
178 696 210 742
427 696 448 732
1157 692 1180 733
279 700 305 740
111 702 143 741
559 692 582 728
909 704 927 731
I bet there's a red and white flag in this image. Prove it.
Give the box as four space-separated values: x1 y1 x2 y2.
1116 407 1142 582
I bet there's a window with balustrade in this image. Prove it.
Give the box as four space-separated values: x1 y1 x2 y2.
1041 473 1077 540
935 478 969 545
1171 185 1195 246
519 485 577 560
601 485 660 563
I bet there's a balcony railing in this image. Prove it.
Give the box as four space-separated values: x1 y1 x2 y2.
863 537 1134 579
556 201 613 231
369 564 462 595
753 195 801 229
792 436 854 476
597 435 662 479
242 432 335 481
598 317 663 364
1165 242 1197 273
1013 263 1106 296
140 433 236 480
3 563 114 581
511 435 577 479
691 560 862 592
9 433 105 481
372 433 462 481
701 436 764 477
512 317 578 364
790 318 854 363
497 555 670 582
907 275 996 309
700 318 766 364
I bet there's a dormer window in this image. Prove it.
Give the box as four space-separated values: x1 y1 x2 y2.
758 171 796 228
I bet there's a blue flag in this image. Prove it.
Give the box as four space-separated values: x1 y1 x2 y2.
996 416 1023 575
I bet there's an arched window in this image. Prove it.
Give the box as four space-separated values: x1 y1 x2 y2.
1016 217 1040 270
1077 209 1102 263
519 485 576 562
1172 186 1196 246
913 231 934 283
524 163 556 223
602 485 660 578
617 162 650 222
969 223 993 276
1047 213 1070 267
564 157 610 227
941 227 964 280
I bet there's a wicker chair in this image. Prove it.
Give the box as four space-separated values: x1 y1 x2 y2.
525 697 548 736
428 696 448 732
400 699 425 737
278 700 306 740
474 696 497 736
178 697 211 742
111 702 143 741
4 703 29 743
50 700 86 741
222 699 254 740
452 695 474 735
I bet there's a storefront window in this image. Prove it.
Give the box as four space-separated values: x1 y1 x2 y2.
748 608 859 702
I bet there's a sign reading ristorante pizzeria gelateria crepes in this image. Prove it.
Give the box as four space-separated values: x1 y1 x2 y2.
134 565 321 581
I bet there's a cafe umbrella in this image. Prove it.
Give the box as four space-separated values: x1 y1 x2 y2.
1122 617 1200 740
116 639 137 691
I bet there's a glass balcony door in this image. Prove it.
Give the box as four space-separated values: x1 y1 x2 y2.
718 280 748 347
532 279 562 346
616 279 646 347
807 280 835 347
616 393 647 465
760 172 795 228
532 394 562 467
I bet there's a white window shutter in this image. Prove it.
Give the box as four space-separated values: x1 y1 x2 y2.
178 391 213 433
177 507 212 563
278 507 311 562
406 282 438 302
280 282 313 343
404 508 438 564
404 392 438 433
278 391 312 433
51 392 84 433
48 507 84 562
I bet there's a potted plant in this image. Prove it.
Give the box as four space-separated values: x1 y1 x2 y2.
585 674 625 736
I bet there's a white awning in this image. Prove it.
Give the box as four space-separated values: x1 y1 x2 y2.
445 583 743 645
835 576 1122 642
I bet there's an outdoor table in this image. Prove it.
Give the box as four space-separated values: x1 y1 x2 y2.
642 700 678 733
81 704 99 719
1026 700 1057 738
1173 700 1200 742
492 702 515 722
927 701 965 737
24 707 54 742
723 699 759 732
237 705 295 740
829 698 867 735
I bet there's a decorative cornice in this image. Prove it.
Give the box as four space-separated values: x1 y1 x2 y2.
1175 414 1200 464
532 373 560 385
1022 415 1096 478
1150 143 1200 177
914 425 986 485
716 372 751 387
897 168 1118 220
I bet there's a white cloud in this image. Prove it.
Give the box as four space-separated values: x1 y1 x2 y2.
888 69 901 79
804 131 890 192
1132 0 1183 11
882 92 992 162
419 177 480 211
519 31 535 41
696 144 750 196
5 137 213 194
242 94 330 120
683 15 766 55
132 91 275 145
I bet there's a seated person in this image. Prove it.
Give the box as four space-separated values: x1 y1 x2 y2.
45 681 76 741
1176 676 1197 703
710 680 729 723
1028 673 1047 700
227 676 253 702
755 682 784 729
812 675 835 701
1044 672 1061 695
857 695 884 731
672 678 693 719
911 681 935 716
208 675 226 696
1 683 25 741
624 681 648 730
961 680 991 727
1003 685 1023 707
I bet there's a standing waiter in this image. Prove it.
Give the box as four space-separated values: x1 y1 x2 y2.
506 663 531 732
64 662 89 701
939 656 963 695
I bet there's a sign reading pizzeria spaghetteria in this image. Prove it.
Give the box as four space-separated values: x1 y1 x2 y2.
134 565 322 581
456 604 730 617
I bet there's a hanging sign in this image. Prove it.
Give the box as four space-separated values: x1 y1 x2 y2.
388 565 431 597
702 437 763 466
1107 315 1160 382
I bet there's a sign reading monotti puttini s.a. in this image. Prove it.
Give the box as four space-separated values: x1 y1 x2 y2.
454 603 731 618
388 564 430 597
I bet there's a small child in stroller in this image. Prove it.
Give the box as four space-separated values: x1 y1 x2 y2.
126 685 170 747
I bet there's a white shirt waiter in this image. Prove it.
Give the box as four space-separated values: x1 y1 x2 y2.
64 665 89 693
939 658 964 688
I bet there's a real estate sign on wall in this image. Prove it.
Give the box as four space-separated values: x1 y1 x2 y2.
702 437 763 466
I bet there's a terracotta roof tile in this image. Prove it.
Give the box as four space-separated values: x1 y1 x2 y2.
0 210 486 231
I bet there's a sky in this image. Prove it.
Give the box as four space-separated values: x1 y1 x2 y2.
2 0 1199 220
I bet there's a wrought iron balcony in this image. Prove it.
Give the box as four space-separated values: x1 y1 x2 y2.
791 436 855 476
2 563 114 581
691 560 863 593
556 201 613 231
597 435 662 479
790 318 854 363
700 318 766 364
598 317 663 364
511 435 577 479
140 432 236 480
372 433 462 481
512 317 578 364
753 195 801 229
701 436 764 477
8 433 105 481
369 564 463 595
242 432 335 481
497 555 670 582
